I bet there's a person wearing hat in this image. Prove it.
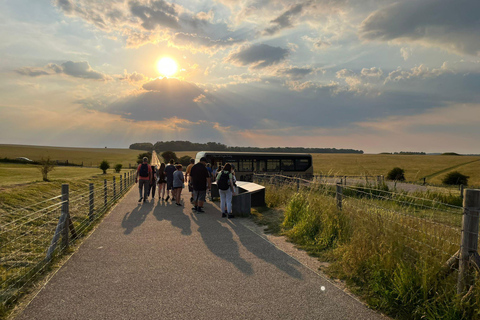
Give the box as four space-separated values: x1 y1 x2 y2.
135 156 152 203
189 157 211 213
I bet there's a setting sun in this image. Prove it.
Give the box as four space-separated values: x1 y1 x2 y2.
157 57 178 77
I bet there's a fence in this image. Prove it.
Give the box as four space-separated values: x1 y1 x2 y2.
0 170 136 313
254 173 479 300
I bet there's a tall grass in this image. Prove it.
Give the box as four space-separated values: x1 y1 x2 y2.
261 180 479 319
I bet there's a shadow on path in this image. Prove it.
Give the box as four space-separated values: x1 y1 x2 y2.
121 201 152 235
152 200 192 236
191 211 253 275
228 220 303 280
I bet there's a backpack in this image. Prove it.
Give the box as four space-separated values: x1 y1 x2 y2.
139 163 149 177
217 172 230 190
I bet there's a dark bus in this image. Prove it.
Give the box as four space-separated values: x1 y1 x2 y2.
195 151 313 181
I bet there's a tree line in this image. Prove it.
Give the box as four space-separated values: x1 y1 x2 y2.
129 141 363 154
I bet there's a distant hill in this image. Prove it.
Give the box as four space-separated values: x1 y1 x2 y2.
129 141 363 154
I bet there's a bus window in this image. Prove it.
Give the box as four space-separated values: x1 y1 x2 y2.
239 160 252 172
295 158 310 171
281 159 294 171
229 161 238 171
267 159 280 171
257 160 266 172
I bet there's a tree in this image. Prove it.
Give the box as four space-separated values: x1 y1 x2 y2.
136 152 152 164
386 167 405 181
161 151 178 163
99 160 110 174
38 157 55 182
114 164 123 173
179 155 192 166
442 171 469 186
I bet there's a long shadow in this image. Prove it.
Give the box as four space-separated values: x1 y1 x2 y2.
121 201 152 235
191 210 253 275
226 219 303 280
152 200 192 236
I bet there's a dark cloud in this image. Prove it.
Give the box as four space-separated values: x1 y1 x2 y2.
173 32 244 50
277 67 314 80
226 44 289 69
263 2 307 35
15 67 50 77
16 61 110 80
360 0 480 56
129 0 180 30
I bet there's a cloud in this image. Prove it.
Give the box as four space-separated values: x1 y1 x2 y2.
119 71 147 83
276 67 315 80
171 32 244 53
16 61 111 81
263 2 308 35
226 44 289 69
129 0 180 30
384 63 452 83
360 0 480 56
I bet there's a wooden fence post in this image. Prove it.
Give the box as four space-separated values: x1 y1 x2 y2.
296 178 300 191
61 184 69 249
124 172 127 190
460 185 464 199
113 176 116 199
120 175 123 193
89 183 94 222
104 179 107 207
458 189 480 295
336 182 343 211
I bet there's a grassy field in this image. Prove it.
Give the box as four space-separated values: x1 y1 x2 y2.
0 144 140 167
311 154 480 186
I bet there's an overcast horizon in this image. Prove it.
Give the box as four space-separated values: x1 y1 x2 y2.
1 0 479 154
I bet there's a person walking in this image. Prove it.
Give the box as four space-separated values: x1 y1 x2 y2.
157 163 167 200
135 157 152 203
164 159 176 201
216 163 236 218
172 164 184 206
185 158 195 202
190 157 211 213
149 165 157 200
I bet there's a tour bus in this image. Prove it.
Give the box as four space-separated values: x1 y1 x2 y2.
195 151 313 181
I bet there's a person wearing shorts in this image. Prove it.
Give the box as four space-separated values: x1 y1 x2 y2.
164 159 176 201
172 164 184 206
190 157 211 213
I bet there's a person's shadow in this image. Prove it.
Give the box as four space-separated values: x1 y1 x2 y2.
191 212 253 275
227 219 303 280
152 201 192 236
121 201 151 235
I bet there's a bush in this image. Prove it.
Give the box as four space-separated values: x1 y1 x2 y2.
179 155 192 166
136 152 152 164
99 160 110 174
387 167 405 181
114 164 122 173
442 171 469 186
37 157 55 181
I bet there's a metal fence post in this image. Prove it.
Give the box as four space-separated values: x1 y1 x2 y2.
120 175 123 193
124 172 127 190
458 189 480 295
61 184 69 249
113 176 116 199
104 179 107 207
89 183 94 222
336 182 343 211
296 178 300 191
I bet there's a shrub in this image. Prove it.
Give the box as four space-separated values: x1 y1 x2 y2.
161 151 178 163
442 171 469 186
387 167 405 181
136 152 152 164
37 157 55 181
114 164 122 173
179 155 192 166
99 160 110 174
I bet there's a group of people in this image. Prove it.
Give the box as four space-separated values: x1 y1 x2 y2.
135 156 236 218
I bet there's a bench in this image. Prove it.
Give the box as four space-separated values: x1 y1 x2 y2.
211 181 265 217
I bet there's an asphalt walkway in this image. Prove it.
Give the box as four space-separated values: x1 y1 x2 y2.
17 187 384 319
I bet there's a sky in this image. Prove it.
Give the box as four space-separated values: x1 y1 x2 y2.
1 0 479 154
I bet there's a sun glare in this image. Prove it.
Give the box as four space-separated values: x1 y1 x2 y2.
157 57 178 77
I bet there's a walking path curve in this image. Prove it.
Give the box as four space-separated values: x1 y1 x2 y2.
16 187 385 319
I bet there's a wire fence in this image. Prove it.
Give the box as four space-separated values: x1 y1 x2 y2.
253 173 479 299
0 170 136 313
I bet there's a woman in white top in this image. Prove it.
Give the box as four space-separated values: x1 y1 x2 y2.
216 163 235 218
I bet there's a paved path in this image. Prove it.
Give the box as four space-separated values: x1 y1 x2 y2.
17 187 385 319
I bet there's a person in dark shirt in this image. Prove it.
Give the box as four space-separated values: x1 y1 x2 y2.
164 159 176 201
190 157 211 213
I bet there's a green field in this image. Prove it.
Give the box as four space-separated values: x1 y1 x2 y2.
0 144 140 167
